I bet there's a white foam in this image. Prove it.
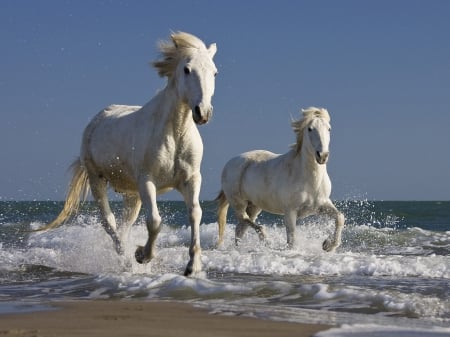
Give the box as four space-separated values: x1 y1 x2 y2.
18 218 448 279
95 272 253 300
314 324 450 337
22 216 449 279
202 224 449 279
27 216 124 273
4 217 447 321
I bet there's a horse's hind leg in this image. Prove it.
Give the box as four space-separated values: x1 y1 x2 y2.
246 204 266 241
89 175 123 254
216 191 229 247
120 193 142 246
235 218 249 245
233 201 250 244
234 202 266 245
247 204 261 223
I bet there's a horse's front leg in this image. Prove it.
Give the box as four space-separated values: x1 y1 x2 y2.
135 179 161 264
180 173 203 277
320 203 345 252
284 210 297 248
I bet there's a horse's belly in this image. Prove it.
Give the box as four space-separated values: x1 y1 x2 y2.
101 165 138 193
99 161 179 194
251 197 285 215
242 175 285 215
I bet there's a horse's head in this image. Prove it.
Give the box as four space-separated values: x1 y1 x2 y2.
153 32 218 125
305 117 331 164
292 107 331 165
176 43 217 125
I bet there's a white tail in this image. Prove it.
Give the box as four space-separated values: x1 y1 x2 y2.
36 159 90 231
216 190 229 246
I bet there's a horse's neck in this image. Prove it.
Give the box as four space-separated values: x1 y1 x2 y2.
293 148 327 186
143 84 194 138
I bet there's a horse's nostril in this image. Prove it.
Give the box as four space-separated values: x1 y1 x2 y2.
316 151 329 164
194 105 201 117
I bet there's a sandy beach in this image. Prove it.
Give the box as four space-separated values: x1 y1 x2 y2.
0 300 331 337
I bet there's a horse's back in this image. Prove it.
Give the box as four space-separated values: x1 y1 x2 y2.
87 104 142 129
222 149 275 177
83 104 141 139
221 150 278 198
103 104 142 116
239 150 278 163
82 104 141 154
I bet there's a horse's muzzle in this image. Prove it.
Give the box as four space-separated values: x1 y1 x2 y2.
316 151 329 164
193 105 213 125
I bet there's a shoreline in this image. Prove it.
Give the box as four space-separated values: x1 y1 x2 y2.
0 300 332 337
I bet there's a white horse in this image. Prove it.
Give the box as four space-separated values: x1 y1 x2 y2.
217 107 344 251
38 32 218 276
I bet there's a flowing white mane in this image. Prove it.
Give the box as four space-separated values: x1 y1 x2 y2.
291 107 330 152
153 31 209 78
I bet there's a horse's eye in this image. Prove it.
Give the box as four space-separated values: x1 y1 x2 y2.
308 127 313 132
328 127 331 132
214 71 218 77
184 66 191 75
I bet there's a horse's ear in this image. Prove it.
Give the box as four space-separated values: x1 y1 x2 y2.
172 37 179 49
208 43 217 58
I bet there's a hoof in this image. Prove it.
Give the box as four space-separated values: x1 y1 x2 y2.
123 259 133 270
184 259 202 277
116 246 125 256
184 264 193 277
256 225 267 242
113 240 124 256
135 246 151 264
322 239 335 252
216 238 224 249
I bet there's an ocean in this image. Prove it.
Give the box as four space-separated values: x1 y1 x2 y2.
0 200 449 336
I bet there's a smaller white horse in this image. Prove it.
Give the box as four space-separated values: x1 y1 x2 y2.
217 107 344 251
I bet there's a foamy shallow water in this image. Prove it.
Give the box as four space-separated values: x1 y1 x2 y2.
1 201 449 335
315 324 450 337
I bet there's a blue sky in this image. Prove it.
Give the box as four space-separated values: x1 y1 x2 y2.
1 0 449 201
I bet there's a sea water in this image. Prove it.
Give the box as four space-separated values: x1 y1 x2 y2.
0 200 449 336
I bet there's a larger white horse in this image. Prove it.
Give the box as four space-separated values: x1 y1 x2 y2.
38 32 218 276
217 107 344 251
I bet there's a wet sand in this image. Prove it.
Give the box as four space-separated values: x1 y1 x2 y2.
0 300 332 337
